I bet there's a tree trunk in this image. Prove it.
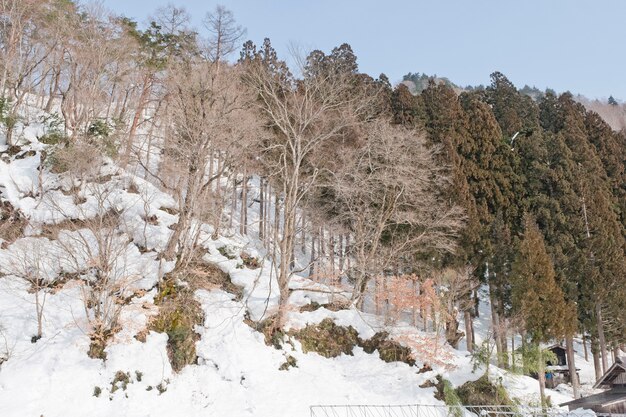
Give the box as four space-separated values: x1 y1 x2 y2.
596 302 609 374
489 279 505 368
35 290 43 339
273 193 280 245
124 73 152 167
501 318 509 369
463 310 474 352
259 177 264 241
538 347 547 409
276 190 297 328
265 182 271 247
45 66 60 113
511 333 516 370
318 227 325 275
521 330 528 375
309 230 316 277
300 211 306 253
583 334 589 362
230 175 237 229
329 231 335 281
240 168 248 235
566 334 580 399
591 337 602 382
412 280 419 327
338 234 345 273
212 153 224 239
344 234 351 273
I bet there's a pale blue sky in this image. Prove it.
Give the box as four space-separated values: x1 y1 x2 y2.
101 0 625 100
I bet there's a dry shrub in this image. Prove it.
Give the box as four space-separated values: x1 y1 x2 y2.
299 300 350 313
240 252 260 269
358 331 415 366
47 141 102 175
292 318 360 358
395 332 456 369
39 218 87 239
181 255 244 301
0 201 27 245
243 314 285 350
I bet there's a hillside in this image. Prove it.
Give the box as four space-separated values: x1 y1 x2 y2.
0 101 605 417
1 2 625 416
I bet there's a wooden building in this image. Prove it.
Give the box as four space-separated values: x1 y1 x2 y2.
560 357 626 414
545 344 578 389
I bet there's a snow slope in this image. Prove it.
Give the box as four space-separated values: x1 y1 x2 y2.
0 116 596 417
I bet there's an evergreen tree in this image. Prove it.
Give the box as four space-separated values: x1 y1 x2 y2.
511 215 576 406
390 83 422 126
485 71 539 139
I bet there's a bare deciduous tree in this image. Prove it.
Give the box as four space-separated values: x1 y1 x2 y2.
0 237 58 340
202 5 246 68
152 59 256 266
242 47 379 327
324 121 463 306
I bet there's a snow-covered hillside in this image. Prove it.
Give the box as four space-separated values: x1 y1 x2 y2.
0 115 600 417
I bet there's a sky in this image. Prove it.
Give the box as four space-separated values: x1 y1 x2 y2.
100 0 625 100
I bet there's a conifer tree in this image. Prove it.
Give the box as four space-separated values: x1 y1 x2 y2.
511 215 576 406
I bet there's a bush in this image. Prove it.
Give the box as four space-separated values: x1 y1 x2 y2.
87 119 111 138
88 328 115 360
149 279 204 372
217 245 237 260
240 252 261 269
38 113 67 146
292 318 360 358
86 119 117 158
358 331 415 366
244 315 285 349
0 200 27 244
39 131 68 146
182 257 244 301
432 375 462 417
0 97 17 130
46 140 102 175
456 374 515 407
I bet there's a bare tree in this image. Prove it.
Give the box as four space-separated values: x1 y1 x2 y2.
58 4 121 139
324 121 463 306
434 266 478 349
202 5 246 69
242 46 379 327
50 180 144 358
122 5 194 167
150 58 256 266
0 237 59 340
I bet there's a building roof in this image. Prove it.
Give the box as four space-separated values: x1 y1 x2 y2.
547 344 566 352
594 357 626 389
560 387 626 408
